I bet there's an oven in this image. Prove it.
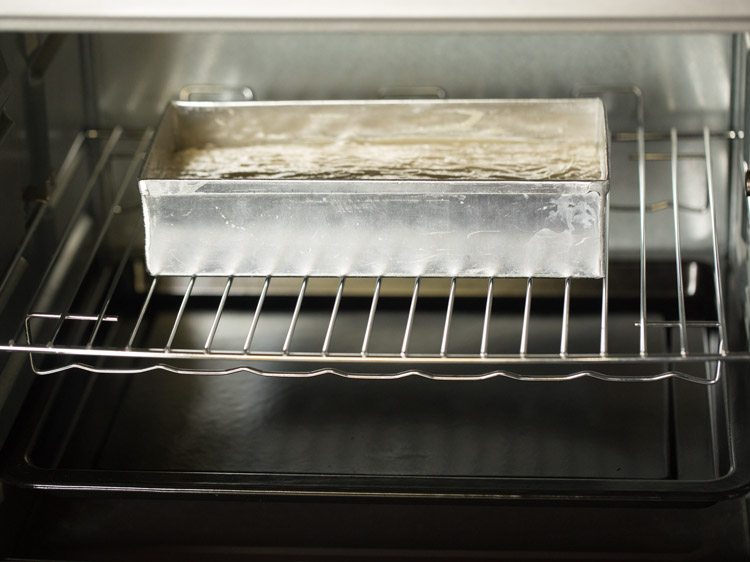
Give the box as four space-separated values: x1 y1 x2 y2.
0 3 749 559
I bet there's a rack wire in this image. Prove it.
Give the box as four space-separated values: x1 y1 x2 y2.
0 117 746 383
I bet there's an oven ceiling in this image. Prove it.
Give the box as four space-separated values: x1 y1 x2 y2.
0 0 749 32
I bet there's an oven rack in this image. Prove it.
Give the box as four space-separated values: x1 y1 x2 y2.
0 121 746 384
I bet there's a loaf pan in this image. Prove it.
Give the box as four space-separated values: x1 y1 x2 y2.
139 98 609 278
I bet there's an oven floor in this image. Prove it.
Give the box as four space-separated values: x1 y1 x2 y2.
27 305 719 481
95 371 665 477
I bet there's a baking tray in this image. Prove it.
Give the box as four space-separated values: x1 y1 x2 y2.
139 99 609 278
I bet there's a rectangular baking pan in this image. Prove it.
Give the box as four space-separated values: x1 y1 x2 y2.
139 99 609 278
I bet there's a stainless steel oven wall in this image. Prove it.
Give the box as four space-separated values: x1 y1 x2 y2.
0 34 88 190
92 33 732 130
0 37 28 277
0 33 88 320
0 30 746 512
89 33 735 263
0 33 87 447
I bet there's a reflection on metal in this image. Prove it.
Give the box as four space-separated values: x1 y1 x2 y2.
0 105 742 384
178 84 254 102
139 99 609 278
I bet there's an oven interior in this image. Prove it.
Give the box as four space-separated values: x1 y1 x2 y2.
0 31 747 503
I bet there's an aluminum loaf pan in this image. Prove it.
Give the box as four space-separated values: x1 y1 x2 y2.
139 98 609 278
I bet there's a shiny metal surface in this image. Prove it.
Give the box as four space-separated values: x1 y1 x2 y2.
0 121 742 383
15 303 722 484
671 128 688 354
638 126 648 354
92 32 732 258
704 127 730 354
0 32 749 556
91 369 675 479
140 99 609 278
1 1 750 32
92 34 732 131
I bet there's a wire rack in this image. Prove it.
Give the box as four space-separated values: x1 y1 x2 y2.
0 114 747 383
